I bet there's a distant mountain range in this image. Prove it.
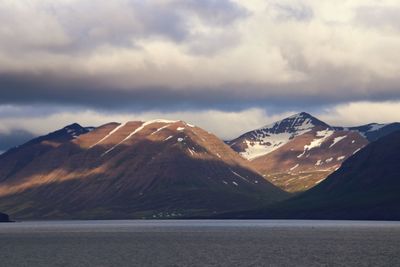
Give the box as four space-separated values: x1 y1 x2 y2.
0 113 399 221
228 112 400 192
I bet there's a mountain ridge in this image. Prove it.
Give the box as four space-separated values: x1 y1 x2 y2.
0 119 288 220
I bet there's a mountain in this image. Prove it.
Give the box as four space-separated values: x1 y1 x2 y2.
227 112 330 160
0 211 9 222
0 123 93 184
228 112 368 192
0 120 288 220
334 122 400 142
244 130 400 220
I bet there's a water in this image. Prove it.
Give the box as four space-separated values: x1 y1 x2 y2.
1 220 400 266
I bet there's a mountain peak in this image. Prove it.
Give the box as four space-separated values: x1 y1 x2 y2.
229 112 333 161
64 123 83 129
20 123 91 148
61 123 90 138
260 112 329 134
288 112 313 119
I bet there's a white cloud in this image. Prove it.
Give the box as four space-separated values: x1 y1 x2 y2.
318 101 400 126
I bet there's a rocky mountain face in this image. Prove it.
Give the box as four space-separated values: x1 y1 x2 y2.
0 120 287 220
0 211 9 222
228 112 400 193
248 130 400 220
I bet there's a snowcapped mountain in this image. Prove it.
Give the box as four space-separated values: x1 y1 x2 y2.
0 120 287 220
228 112 330 160
228 112 369 192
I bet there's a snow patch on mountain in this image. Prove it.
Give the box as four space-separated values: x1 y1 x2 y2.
298 129 334 158
149 119 178 124
188 148 195 155
240 132 295 160
150 124 171 136
329 135 347 148
164 135 173 141
102 120 177 156
238 113 323 160
290 164 299 171
230 169 250 182
337 156 345 161
90 123 126 148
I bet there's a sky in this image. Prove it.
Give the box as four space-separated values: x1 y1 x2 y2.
1 0 400 152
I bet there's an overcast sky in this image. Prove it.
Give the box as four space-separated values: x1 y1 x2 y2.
1 0 400 151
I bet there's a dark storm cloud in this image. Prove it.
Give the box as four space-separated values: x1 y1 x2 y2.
1 67 400 113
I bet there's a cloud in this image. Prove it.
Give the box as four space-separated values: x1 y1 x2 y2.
0 0 399 110
319 101 400 126
0 0 246 54
354 5 400 32
269 1 314 22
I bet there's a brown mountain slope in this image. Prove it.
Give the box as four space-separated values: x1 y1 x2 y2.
0 120 287 220
253 128 368 192
0 123 91 183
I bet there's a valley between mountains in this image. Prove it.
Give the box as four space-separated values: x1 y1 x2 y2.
0 112 399 221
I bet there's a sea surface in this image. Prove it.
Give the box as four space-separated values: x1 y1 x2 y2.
1 220 400 266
